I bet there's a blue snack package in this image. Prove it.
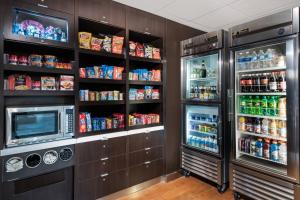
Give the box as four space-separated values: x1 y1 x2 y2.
85 112 92 132
105 66 114 79
86 67 96 78
99 118 106 130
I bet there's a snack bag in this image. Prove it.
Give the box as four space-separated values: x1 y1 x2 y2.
85 112 92 132
144 44 153 59
112 36 124 54
60 75 74 91
152 89 160 99
79 68 87 78
79 32 92 49
91 37 102 51
94 66 100 78
129 41 137 56
144 86 153 99
102 35 112 53
105 66 114 79
152 48 161 60
113 66 124 80
86 67 96 78
136 43 144 57
41 76 56 90
79 113 87 133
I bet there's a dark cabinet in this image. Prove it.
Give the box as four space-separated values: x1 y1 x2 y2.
78 0 125 28
129 131 164 152
77 178 97 200
21 0 74 14
126 7 165 37
129 146 163 167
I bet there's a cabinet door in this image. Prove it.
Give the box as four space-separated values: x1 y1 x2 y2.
76 140 102 164
21 0 74 14
78 0 125 28
127 7 165 37
99 154 127 173
77 178 97 200
99 136 127 158
129 131 164 152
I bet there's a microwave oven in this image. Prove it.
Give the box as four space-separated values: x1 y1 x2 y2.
6 105 74 147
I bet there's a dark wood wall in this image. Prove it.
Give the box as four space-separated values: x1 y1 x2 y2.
165 20 204 174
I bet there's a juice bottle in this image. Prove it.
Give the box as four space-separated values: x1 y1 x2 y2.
263 139 270 159
239 117 246 131
240 96 247 114
268 96 278 116
261 118 269 134
278 97 286 117
271 140 279 161
246 118 254 132
261 96 268 115
269 119 278 136
254 118 261 134
278 120 287 138
256 138 263 157
254 96 262 115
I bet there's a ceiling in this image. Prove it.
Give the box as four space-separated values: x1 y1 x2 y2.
113 0 300 32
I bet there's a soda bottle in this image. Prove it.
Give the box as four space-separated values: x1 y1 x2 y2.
253 74 261 92
246 96 255 115
256 138 263 157
250 139 256 155
254 96 262 115
240 96 247 114
240 74 246 92
246 118 254 132
260 73 269 92
269 72 278 92
271 140 279 161
261 96 268 115
240 137 245 152
254 118 261 134
278 71 286 92
245 138 251 153
263 139 270 159
247 74 254 92
268 96 278 116
261 118 269 134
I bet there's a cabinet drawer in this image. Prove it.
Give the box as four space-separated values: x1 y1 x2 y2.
129 146 163 167
21 0 74 14
129 159 163 186
129 131 164 152
97 169 128 198
77 154 126 181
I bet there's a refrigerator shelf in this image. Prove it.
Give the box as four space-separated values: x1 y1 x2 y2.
189 77 217 81
189 119 218 126
188 129 217 136
236 92 286 96
237 113 287 121
237 131 287 142
239 151 287 166
185 144 219 154
236 66 286 73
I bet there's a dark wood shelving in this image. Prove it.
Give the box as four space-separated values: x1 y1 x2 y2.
3 64 75 75
79 78 125 84
79 48 125 59
3 90 75 97
129 56 162 64
79 100 125 106
128 80 163 86
129 99 161 104
128 123 163 130
79 128 126 137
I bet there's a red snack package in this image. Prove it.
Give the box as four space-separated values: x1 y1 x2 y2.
7 75 15 90
112 36 124 54
136 43 144 57
152 48 161 60
113 66 124 80
79 113 87 133
79 68 87 78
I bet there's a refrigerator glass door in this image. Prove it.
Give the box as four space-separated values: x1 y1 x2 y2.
234 40 294 174
184 105 221 155
182 52 220 101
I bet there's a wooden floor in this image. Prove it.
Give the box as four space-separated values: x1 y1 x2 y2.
117 177 233 200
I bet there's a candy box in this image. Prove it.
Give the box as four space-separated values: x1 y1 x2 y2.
152 89 160 99
129 88 137 100
136 89 145 100
79 113 87 133
99 118 106 130
32 81 41 90
112 36 124 54
99 65 106 79
94 66 100 78
101 91 108 101
92 118 100 131
113 90 119 100
112 118 119 129
41 76 56 90
60 75 74 91
108 91 114 100
79 32 92 49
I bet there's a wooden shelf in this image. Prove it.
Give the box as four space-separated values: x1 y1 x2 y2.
128 123 163 130
128 80 163 85
79 101 125 106
79 48 125 59
79 128 126 137
3 90 75 96
129 99 161 104
3 64 75 75
79 78 125 84
129 56 162 64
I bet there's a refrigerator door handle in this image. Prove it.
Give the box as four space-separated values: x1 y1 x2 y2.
227 89 234 122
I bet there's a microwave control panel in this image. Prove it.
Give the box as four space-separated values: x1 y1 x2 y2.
65 108 74 134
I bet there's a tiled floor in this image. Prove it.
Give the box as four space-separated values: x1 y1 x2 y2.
117 177 233 200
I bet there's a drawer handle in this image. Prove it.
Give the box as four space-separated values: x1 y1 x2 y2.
101 173 109 178
101 137 108 141
145 130 151 133
144 161 151 165
145 147 151 151
145 136 149 140
101 157 109 161
100 20 109 24
102 162 106 165
102 145 106 148
37 3 48 8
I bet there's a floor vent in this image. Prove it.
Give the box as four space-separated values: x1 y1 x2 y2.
232 169 294 200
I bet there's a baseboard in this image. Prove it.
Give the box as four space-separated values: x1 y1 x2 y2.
162 171 182 182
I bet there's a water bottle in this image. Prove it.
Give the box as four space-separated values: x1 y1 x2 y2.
258 50 266 68
244 51 251 69
237 52 245 70
251 51 258 69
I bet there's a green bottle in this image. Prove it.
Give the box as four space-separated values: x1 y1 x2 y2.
246 96 254 115
254 96 262 115
268 96 278 116
261 96 268 115
240 96 247 114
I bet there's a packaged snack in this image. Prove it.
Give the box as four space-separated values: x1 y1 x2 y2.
9 54 18 65
18 55 28 66
153 70 161 81
84 90 89 101
79 90 85 101
129 89 137 100
79 32 92 49
112 118 118 129
89 91 96 101
144 44 153 59
86 67 96 78
136 89 145 100
60 75 74 91
152 48 161 60
141 69 148 81
129 41 136 56
32 81 41 90
104 66 114 79
102 35 112 53
92 118 100 131
113 90 119 100
119 93 124 100
136 43 144 57
152 89 160 99
95 92 100 101
99 66 105 79
113 67 124 80
112 36 124 54
44 55 57 68
108 91 114 100
11 74 32 90
79 68 87 78
101 91 108 101
106 118 112 129
91 37 102 51
94 66 100 78
144 86 153 99
30 54 43 67
41 76 56 90
79 113 87 133
99 118 106 130
85 112 92 132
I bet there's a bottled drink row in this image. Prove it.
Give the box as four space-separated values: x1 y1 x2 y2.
189 85 218 100
236 48 286 70
190 60 216 79
190 113 218 123
239 71 286 93
239 136 287 164
187 135 219 153
238 117 286 139
190 122 217 134
239 96 286 117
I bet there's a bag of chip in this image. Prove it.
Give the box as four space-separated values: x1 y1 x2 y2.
79 68 86 78
86 67 96 78
104 66 114 79
144 44 153 59
79 113 87 133
91 37 102 51
129 41 137 56
102 35 112 53
113 66 124 80
112 36 124 54
136 43 144 57
78 32 92 49
85 112 92 132
152 48 161 60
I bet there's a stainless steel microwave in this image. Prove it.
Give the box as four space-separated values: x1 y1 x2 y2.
6 105 74 147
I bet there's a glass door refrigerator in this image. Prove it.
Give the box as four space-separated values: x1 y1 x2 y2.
180 30 230 193
229 8 300 200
